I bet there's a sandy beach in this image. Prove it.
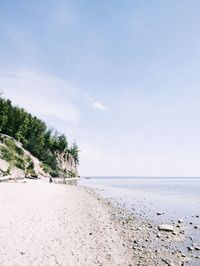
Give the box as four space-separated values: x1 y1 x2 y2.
0 179 193 266
0 180 134 266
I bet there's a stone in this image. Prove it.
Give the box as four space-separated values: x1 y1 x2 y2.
158 224 174 232
194 225 200 229
195 246 200 251
187 246 194 251
161 258 176 266
178 219 184 224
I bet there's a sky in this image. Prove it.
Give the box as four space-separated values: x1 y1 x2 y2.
0 0 200 177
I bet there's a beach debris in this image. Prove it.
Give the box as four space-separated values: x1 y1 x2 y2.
158 224 174 232
194 225 200 229
157 212 164 216
187 246 194 251
178 219 184 224
195 246 200 251
19 251 26 255
196 215 199 218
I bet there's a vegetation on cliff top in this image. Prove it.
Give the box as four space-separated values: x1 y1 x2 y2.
0 96 79 176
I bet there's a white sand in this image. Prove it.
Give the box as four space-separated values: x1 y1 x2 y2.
0 180 133 266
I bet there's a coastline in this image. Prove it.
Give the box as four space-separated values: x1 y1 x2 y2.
83 187 191 266
0 179 191 265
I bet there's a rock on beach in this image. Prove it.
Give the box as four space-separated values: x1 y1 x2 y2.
158 224 174 232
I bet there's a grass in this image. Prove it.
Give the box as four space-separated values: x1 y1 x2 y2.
0 136 30 172
0 146 26 170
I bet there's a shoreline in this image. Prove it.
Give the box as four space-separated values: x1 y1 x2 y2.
80 177 200 264
0 179 193 265
83 186 192 266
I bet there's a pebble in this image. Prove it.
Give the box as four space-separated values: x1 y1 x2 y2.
195 246 200 251
194 225 199 229
162 258 176 266
178 219 184 224
187 246 194 251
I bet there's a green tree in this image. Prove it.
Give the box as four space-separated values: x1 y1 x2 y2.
68 142 80 164
0 95 79 174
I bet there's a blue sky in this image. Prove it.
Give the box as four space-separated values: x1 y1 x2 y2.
1 1 200 176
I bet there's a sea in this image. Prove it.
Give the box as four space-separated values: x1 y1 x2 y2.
79 176 200 257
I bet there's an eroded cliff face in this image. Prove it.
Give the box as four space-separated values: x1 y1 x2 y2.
56 152 78 178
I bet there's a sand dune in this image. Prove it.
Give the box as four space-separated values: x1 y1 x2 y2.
0 180 133 266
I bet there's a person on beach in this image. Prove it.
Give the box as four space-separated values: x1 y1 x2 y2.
49 177 53 183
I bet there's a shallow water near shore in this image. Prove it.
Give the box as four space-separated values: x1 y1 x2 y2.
79 176 200 261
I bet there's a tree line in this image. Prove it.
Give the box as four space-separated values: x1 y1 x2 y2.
0 96 79 175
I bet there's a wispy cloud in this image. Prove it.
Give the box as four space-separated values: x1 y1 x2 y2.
92 101 108 111
0 69 80 124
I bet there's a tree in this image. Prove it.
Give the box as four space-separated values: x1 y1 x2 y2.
68 142 80 164
0 95 79 173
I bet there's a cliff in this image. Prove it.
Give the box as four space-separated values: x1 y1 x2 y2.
0 134 78 182
0 96 79 181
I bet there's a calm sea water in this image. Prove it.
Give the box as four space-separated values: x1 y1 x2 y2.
79 176 200 249
80 177 200 217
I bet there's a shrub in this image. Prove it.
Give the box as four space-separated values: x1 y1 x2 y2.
41 163 51 173
6 165 12 176
5 138 16 150
26 160 37 177
15 146 24 156
67 170 76 178
0 146 14 162
50 169 61 177
15 157 26 170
